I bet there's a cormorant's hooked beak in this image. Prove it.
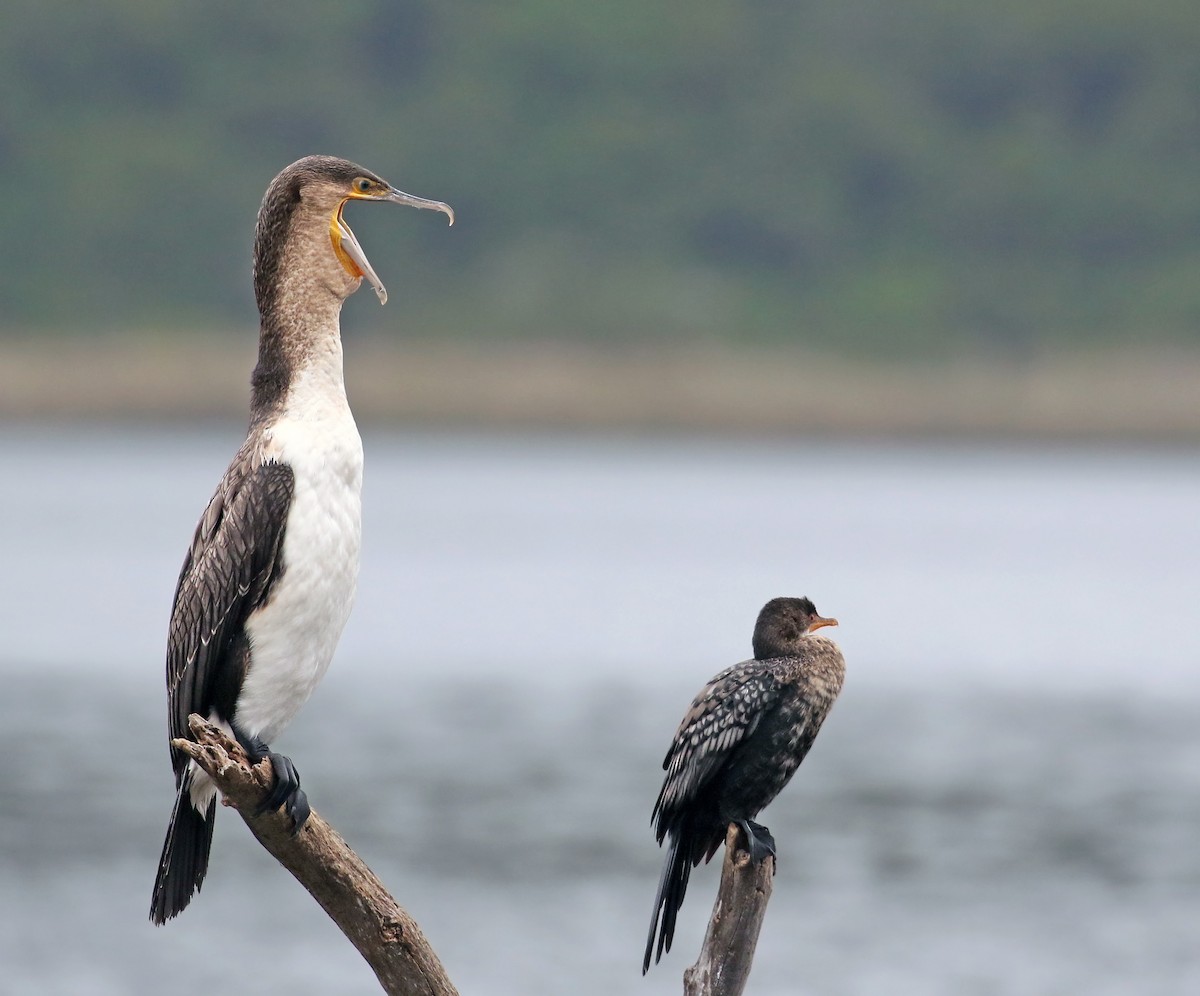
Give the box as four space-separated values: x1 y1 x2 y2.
334 187 454 306
806 615 839 633
382 186 455 227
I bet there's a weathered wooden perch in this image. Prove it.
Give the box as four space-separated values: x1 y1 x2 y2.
683 823 776 996
174 713 459 996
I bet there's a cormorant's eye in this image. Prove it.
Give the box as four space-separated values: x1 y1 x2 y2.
355 178 372 193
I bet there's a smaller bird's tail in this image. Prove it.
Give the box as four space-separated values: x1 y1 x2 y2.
150 773 216 925
643 829 694 973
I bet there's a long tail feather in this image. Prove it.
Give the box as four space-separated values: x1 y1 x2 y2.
149 775 215 925
643 830 693 973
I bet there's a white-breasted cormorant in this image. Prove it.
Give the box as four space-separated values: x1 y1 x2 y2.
643 596 845 972
149 156 453 924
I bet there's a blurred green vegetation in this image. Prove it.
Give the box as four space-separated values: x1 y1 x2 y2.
2 0 1198 357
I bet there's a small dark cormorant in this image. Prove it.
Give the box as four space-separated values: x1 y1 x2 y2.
150 156 453 925
643 596 845 972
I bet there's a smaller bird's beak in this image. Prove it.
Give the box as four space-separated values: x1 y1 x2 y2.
807 616 839 632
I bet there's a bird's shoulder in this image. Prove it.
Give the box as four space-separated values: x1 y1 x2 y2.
174 446 290 580
674 660 786 743
652 661 785 820
166 449 294 695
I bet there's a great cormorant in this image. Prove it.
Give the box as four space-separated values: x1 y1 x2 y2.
150 156 453 924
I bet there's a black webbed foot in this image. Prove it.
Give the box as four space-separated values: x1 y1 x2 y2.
256 750 310 834
233 727 311 835
738 820 777 865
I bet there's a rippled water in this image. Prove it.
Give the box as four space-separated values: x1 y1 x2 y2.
1 427 1198 994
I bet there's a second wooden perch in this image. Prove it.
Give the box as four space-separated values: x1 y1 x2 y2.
684 823 776 996
174 713 458 996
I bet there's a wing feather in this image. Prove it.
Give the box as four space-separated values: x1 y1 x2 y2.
652 662 782 835
165 458 294 774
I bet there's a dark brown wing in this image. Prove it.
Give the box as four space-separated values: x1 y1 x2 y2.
165 458 294 778
651 661 782 838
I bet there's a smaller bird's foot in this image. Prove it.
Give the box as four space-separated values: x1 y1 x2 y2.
738 820 777 865
233 728 311 835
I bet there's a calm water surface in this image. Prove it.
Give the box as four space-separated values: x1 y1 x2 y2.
1 425 1197 995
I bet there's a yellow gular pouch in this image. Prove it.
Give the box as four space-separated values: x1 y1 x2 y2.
329 194 391 303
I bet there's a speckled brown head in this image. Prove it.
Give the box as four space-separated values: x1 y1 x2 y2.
751 596 838 659
252 155 453 318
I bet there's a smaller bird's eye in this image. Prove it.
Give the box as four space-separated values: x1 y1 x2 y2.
355 178 372 193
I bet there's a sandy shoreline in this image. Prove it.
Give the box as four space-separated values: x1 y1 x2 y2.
2 334 1198 442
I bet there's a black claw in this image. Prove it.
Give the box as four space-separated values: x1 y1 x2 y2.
231 726 309 833
739 820 777 864
254 750 297 815
255 750 308 830
284 786 310 835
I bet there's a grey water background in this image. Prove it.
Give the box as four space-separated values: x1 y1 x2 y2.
1 424 1198 995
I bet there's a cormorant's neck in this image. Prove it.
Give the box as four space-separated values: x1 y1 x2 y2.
251 291 347 419
249 189 362 420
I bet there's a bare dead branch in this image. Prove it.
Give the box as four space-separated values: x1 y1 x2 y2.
683 824 775 996
175 713 459 996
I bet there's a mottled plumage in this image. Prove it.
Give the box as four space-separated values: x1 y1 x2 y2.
644 596 845 972
150 156 452 925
